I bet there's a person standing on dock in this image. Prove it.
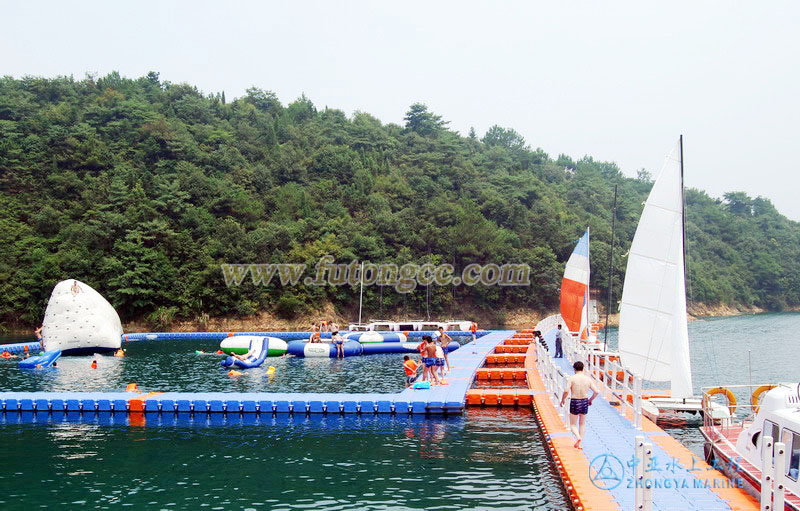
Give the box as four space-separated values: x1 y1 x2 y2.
560 361 599 449
423 337 440 385
554 324 564 358
436 327 452 374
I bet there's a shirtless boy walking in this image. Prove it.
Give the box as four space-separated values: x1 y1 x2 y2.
559 361 599 449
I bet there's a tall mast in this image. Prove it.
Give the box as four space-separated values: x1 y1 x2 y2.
680 135 687 283
604 185 617 351
586 226 591 338
358 262 364 324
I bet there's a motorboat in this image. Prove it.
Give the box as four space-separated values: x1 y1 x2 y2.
701 383 800 510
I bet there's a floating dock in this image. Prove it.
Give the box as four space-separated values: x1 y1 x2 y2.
523 317 759 511
0 331 512 419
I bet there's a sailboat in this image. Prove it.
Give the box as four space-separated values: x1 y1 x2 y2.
560 229 598 344
617 136 729 422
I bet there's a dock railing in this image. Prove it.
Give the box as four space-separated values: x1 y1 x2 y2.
534 314 644 430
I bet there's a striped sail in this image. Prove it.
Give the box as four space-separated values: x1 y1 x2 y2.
618 141 693 399
560 230 590 338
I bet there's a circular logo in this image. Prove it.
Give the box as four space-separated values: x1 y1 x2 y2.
589 454 625 490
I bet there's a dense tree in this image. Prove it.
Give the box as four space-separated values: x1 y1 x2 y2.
1 72 798 328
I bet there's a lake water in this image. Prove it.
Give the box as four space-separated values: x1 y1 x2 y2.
0 337 477 394
2 313 798 509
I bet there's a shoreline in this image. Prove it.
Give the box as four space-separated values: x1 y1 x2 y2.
2 302 791 335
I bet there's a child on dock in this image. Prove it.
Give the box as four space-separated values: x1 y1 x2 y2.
403 355 419 387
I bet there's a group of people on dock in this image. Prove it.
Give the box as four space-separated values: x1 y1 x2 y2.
403 327 452 387
308 321 345 358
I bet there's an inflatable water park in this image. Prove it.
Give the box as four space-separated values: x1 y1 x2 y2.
0 273 768 510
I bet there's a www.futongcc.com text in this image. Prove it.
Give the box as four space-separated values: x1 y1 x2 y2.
221 256 530 293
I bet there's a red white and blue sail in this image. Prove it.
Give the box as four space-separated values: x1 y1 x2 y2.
560 229 590 338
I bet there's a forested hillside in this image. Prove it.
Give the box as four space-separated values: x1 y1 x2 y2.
1 72 798 327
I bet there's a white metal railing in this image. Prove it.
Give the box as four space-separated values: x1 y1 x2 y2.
534 314 649 509
535 314 644 430
699 384 789 511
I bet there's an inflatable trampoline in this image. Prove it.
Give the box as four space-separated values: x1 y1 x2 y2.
287 340 364 358
220 336 287 356
344 332 407 343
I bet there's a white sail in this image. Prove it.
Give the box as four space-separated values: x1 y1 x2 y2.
618 141 693 399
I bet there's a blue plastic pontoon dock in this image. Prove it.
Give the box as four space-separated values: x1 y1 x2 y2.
0 331 512 418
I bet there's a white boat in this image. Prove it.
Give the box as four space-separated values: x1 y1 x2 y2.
441 320 473 332
701 384 800 510
345 319 473 332
617 137 729 422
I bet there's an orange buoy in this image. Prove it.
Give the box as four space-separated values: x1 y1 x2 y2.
1 351 11 358
126 383 139 392
228 370 243 377
227 332 234 337
91 360 98 369
216 350 223 355
24 345 29 353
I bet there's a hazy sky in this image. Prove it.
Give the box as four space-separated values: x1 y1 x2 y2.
3 1 799 218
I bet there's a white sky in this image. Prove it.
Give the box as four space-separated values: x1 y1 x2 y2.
3 1 799 219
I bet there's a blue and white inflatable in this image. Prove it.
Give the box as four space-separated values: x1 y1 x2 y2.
220 337 275 369
19 350 62 369
287 340 364 358
360 341 460 355
344 332 407 343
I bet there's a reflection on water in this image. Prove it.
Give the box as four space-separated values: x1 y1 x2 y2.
0 409 569 510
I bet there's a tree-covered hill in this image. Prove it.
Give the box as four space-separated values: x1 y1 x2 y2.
1 72 798 327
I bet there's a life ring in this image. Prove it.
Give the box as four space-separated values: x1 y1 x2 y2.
704 387 737 415
751 385 777 414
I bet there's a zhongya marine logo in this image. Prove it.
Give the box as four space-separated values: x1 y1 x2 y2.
589 454 625 490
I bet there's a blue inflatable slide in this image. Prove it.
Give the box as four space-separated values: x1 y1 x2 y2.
19 350 62 369
220 338 269 369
